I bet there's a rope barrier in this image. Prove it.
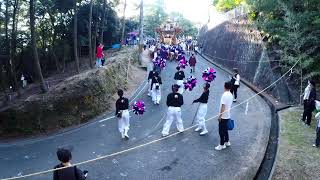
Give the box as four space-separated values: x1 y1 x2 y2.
0 57 300 180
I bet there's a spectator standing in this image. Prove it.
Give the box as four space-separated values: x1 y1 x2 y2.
230 68 240 102
313 112 320 147
215 81 234 151
189 53 197 73
302 80 317 126
96 44 104 68
53 148 87 180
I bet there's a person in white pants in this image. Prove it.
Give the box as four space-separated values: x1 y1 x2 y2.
174 66 185 94
115 89 130 139
193 83 210 135
147 68 158 96
151 74 162 105
162 84 184 137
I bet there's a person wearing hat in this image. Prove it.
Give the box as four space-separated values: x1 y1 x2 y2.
115 89 130 139
189 53 197 73
162 84 184 137
147 68 159 96
151 73 163 105
230 68 240 102
193 83 210 135
174 66 185 94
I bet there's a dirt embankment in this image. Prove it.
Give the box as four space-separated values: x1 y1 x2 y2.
0 47 147 138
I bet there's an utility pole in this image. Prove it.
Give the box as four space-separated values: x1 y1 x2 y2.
139 0 144 56
121 0 127 47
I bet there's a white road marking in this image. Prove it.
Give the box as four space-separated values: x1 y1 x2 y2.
245 101 249 115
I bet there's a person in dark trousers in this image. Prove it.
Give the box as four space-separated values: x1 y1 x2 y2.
302 80 317 126
189 53 197 73
174 66 185 94
147 68 158 96
230 68 240 102
313 112 320 147
193 83 210 135
162 84 184 137
53 148 87 180
215 81 234 151
115 89 130 139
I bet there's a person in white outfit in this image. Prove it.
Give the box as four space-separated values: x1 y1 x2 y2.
174 66 185 94
230 68 240 102
115 89 130 139
21 74 27 88
193 83 210 135
147 68 158 96
215 81 234 151
162 84 184 137
151 73 162 105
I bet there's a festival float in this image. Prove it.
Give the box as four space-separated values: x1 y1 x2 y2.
156 19 183 45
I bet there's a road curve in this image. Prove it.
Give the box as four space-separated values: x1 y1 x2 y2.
0 55 271 180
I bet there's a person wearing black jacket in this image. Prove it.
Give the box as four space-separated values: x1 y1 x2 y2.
162 84 184 137
151 73 163 105
147 68 158 96
174 66 185 94
302 80 317 126
53 148 87 180
115 89 130 139
193 83 210 135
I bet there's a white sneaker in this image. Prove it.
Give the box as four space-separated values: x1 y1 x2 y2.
178 129 184 133
121 132 125 139
195 127 202 132
124 134 129 140
215 145 226 151
233 99 237 102
200 130 208 136
147 93 151 96
313 144 317 147
162 133 169 137
225 142 231 147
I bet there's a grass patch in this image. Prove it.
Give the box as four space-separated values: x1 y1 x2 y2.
273 107 320 180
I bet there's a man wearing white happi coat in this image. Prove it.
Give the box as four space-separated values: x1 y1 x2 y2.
174 66 185 94
115 89 130 140
162 84 184 137
193 83 210 135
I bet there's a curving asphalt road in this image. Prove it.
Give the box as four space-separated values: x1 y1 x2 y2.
0 54 271 180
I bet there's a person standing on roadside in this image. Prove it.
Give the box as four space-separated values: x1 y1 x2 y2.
53 148 88 180
96 44 104 68
313 112 320 148
215 81 233 151
189 53 197 74
115 89 130 139
302 80 317 126
230 68 240 102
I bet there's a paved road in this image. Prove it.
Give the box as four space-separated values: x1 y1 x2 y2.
0 55 271 180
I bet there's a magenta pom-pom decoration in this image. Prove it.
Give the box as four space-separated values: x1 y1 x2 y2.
132 100 145 115
202 67 217 83
178 56 188 69
184 76 197 91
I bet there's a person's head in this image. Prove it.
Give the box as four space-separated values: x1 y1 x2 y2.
176 66 180 71
57 148 72 163
233 68 239 74
203 83 210 91
172 84 179 93
117 89 124 97
309 80 315 88
191 53 195 57
224 81 232 91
